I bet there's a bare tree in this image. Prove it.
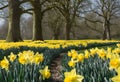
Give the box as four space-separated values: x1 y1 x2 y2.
46 10 64 40
92 0 120 40
53 0 90 40
27 0 54 41
84 12 102 34
6 0 23 42
0 0 33 42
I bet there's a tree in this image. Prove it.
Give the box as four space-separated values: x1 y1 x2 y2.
47 10 64 40
92 0 120 40
6 0 23 42
28 0 53 41
0 0 33 42
53 0 90 40
83 12 102 34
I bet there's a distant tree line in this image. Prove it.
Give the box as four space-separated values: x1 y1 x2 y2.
0 0 120 42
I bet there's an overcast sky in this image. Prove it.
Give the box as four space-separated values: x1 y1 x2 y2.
0 18 6 29
0 13 32 29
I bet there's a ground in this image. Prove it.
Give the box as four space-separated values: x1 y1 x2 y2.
50 53 64 82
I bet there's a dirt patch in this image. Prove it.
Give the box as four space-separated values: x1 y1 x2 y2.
50 53 65 82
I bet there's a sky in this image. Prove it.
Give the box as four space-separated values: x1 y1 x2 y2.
0 18 5 29
0 13 32 29
0 0 95 29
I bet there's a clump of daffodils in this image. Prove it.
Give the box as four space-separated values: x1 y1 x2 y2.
68 50 78 59
0 50 51 81
67 50 85 67
0 50 44 70
18 50 44 65
65 46 120 82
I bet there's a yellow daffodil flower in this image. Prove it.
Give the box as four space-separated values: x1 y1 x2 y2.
18 56 27 65
70 50 78 59
109 58 120 69
39 66 51 80
98 49 106 59
84 50 90 59
117 44 120 48
8 52 17 62
0 57 9 71
34 53 44 64
64 68 84 82
112 75 120 82
111 67 120 82
68 58 77 67
77 54 84 62
90 48 97 56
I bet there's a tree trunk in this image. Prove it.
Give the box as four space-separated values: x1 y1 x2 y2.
106 20 111 40
52 33 59 40
6 0 22 42
52 27 60 40
102 19 111 40
32 1 43 41
102 23 107 40
32 9 43 41
54 28 59 40
65 19 71 40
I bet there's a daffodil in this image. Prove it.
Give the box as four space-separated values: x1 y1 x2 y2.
107 47 112 53
70 50 78 59
68 51 72 57
117 44 120 48
64 68 84 82
106 52 112 59
34 53 44 64
90 48 97 56
112 76 120 82
111 67 120 82
18 51 44 65
82 42 87 47
68 58 77 67
18 56 27 65
98 49 106 59
8 52 17 62
84 50 90 59
0 57 9 71
109 58 120 69
112 48 120 54
39 66 51 80
77 53 84 62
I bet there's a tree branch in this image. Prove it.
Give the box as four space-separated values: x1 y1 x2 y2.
20 0 29 4
0 16 9 18
55 6 65 17
25 12 33 15
85 20 102 34
0 5 8 10
42 6 54 14
22 8 34 13
84 17 103 23
92 10 104 17
40 0 47 5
